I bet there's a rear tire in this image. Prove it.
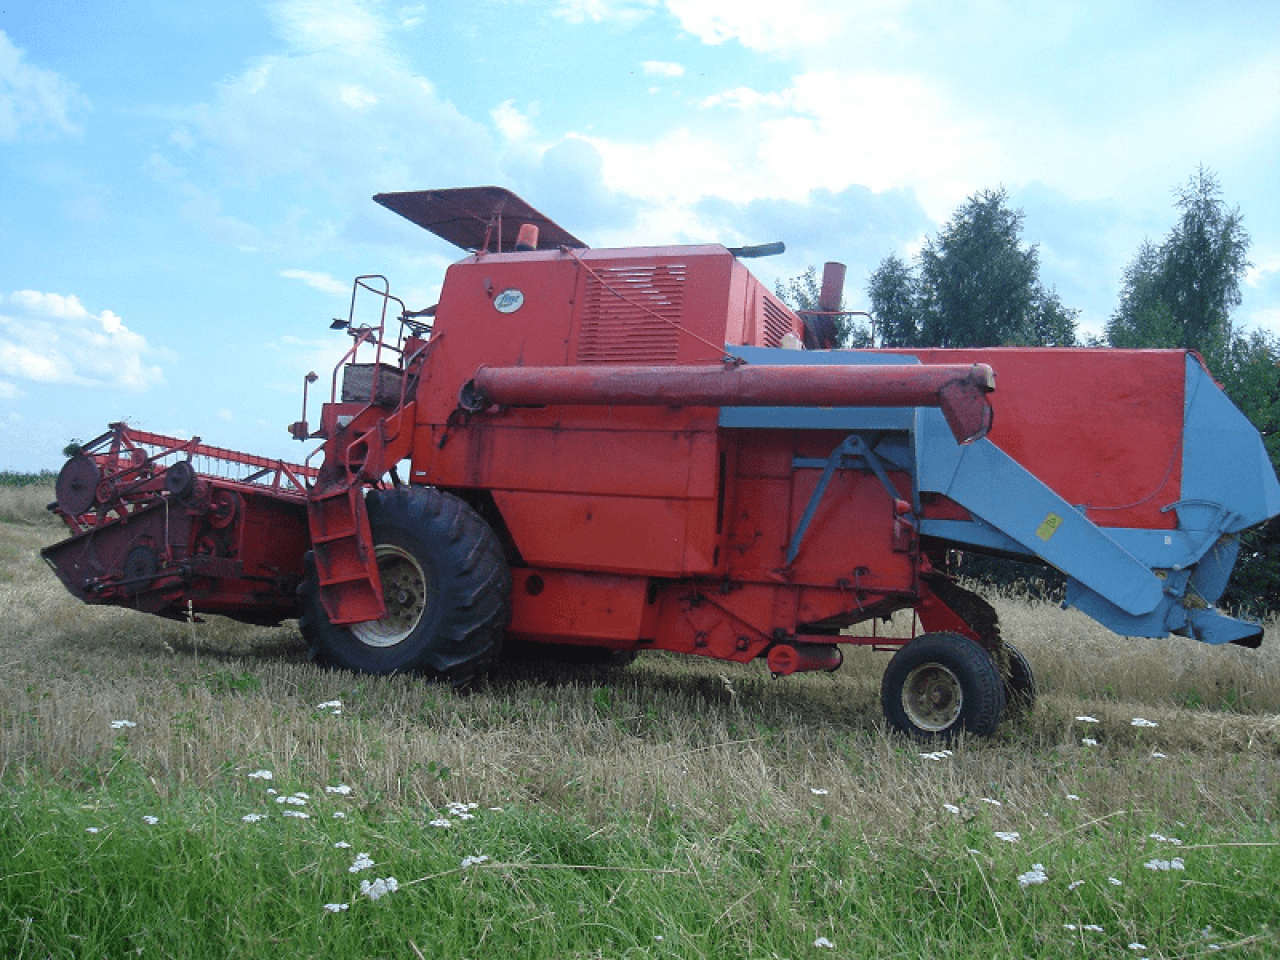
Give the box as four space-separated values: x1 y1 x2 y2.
300 487 510 684
881 632 1006 740
1002 642 1037 717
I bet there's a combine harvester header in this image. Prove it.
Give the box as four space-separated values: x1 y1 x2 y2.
43 186 1280 740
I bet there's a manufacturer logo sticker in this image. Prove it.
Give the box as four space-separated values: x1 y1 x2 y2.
493 288 524 314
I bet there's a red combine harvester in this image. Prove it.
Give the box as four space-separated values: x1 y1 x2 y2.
44 187 1280 739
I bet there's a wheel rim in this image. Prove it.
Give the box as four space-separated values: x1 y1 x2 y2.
901 662 963 732
351 545 428 648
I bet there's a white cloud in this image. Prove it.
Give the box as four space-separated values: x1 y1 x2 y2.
665 0 855 52
145 153 263 250
0 291 164 391
492 99 535 142
0 381 21 399
698 87 786 110
580 70 985 222
0 30 86 140
268 0 389 54
641 60 684 78
281 269 349 295
180 35 496 198
338 84 378 109
554 0 657 25
1246 255 1280 289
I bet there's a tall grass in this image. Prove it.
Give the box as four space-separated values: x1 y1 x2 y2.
3 483 1279 957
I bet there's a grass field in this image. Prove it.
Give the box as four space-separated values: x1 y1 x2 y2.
2 483 1278 958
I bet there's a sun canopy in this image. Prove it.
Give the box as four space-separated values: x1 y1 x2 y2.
373 186 588 253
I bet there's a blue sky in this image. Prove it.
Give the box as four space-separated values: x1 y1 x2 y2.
3 0 1280 472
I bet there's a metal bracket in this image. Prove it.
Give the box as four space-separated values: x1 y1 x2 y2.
787 434 906 566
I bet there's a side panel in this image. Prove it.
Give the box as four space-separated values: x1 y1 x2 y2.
494 489 718 576
902 348 1185 530
724 429 917 594
507 569 649 645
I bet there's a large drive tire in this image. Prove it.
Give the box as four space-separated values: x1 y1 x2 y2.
881 632 1006 740
1002 642 1037 718
299 487 510 684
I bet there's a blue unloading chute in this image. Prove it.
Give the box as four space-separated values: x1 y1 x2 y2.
724 346 1280 648
914 354 1280 647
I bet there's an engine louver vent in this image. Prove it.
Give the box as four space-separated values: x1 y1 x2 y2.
761 294 795 347
578 264 685 363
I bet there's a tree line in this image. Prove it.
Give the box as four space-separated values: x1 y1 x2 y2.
776 166 1280 614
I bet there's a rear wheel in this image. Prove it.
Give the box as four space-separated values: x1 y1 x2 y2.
300 487 510 684
881 632 1006 740
1002 642 1037 717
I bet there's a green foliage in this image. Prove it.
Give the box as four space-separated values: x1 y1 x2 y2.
1106 166 1251 367
866 254 920 346
865 188 1078 348
3 777 1277 958
1106 168 1278 612
0 471 57 488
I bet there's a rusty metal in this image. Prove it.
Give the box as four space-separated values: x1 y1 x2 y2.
818 262 846 314
461 361 995 443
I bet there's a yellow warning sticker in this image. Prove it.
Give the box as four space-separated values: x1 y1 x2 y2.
1035 512 1064 541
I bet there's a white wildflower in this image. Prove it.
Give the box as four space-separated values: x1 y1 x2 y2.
429 818 451 828
460 854 490 868
943 804 961 814
1075 716 1099 723
85 827 100 834
1109 877 1123 886
1129 944 1146 951
110 720 137 729
1017 864 1048 887
334 841 352 849
1081 737 1098 746
247 770 273 780
282 810 310 819
919 749 954 760
332 811 347 819
359 876 398 901
1143 857 1184 871
276 794 307 806
1131 718 1158 728
316 700 342 711
1148 832 1183 846
349 852 375 873
1064 924 1077 931
994 831 1020 843
814 936 835 948
265 788 278 795
980 798 1002 806
809 788 829 795
323 903 349 913
141 816 159 825
1151 751 1167 758
242 813 267 823
1082 924 1104 933
446 801 479 820
325 784 352 795
1067 880 1084 891
1066 794 1081 801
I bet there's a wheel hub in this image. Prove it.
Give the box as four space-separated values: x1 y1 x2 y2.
351 545 428 648
901 662 963 732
